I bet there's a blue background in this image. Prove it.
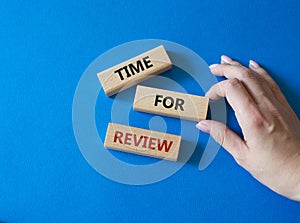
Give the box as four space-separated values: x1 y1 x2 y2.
1 0 300 222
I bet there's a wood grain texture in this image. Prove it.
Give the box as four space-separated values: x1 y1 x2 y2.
97 45 172 96
133 85 209 121
104 123 181 161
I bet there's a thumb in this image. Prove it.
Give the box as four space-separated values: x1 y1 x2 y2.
196 120 248 161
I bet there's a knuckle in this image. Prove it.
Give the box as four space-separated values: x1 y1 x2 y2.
214 129 225 146
257 90 270 99
270 105 281 116
227 78 241 88
270 84 281 94
252 114 268 129
240 68 255 80
235 157 247 167
211 124 226 146
244 97 254 107
258 97 283 132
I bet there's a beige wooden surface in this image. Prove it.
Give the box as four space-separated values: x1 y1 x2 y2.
104 123 181 161
97 45 172 96
133 85 209 121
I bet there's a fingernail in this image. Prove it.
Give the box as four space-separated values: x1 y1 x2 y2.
209 64 218 69
196 121 210 133
221 55 232 64
249 60 260 69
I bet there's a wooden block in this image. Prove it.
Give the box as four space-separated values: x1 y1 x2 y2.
97 45 172 96
104 123 181 161
133 85 209 121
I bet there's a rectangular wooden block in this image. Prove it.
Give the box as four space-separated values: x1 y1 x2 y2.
104 123 181 161
133 85 209 121
97 45 172 96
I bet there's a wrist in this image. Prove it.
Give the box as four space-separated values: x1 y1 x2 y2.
282 152 300 201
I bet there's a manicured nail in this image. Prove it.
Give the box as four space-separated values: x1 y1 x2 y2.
196 121 210 133
209 64 218 69
221 55 232 64
249 60 260 69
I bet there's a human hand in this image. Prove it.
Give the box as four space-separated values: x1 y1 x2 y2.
196 55 300 201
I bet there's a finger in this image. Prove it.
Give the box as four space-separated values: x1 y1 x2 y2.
206 78 256 114
206 78 268 134
221 55 242 66
196 120 248 162
209 63 256 81
249 60 291 108
209 63 275 105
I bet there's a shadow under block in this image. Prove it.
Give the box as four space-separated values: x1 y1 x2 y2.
133 85 209 121
104 123 181 161
97 45 172 96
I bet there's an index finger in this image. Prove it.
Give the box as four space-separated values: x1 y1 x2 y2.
206 78 268 133
209 63 276 105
